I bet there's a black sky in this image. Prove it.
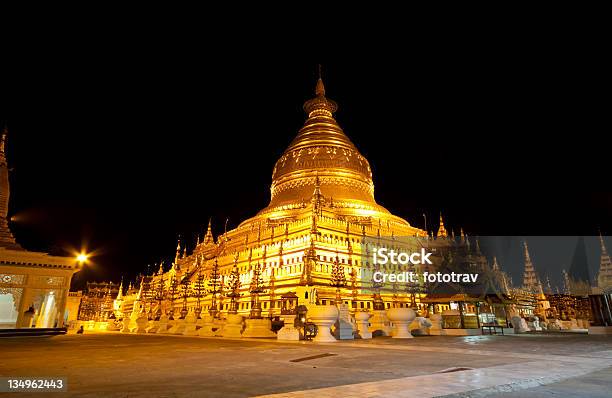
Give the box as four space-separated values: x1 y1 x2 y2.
1 36 610 289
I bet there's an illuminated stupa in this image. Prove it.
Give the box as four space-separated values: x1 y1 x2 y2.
128 76 428 324
242 75 413 230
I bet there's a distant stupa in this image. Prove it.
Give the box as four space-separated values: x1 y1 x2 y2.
568 236 592 295
522 241 543 295
596 233 612 292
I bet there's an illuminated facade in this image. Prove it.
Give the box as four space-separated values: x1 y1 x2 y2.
127 77 449 323
77 282 121 321
113 77 602 334
0 128 81 329
115 78 545 333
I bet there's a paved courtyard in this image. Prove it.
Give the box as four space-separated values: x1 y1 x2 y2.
1 332 612 397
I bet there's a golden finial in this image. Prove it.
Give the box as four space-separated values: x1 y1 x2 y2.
204 218 214 244
175 236 182 263
315 64 325 96
303 65 337 115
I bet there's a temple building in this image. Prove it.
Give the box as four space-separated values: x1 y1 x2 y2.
108 75 541 343
110 76 605 337
126 76 452 325
0 127 81 329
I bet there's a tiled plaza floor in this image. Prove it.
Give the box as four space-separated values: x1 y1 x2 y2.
1 332 611 397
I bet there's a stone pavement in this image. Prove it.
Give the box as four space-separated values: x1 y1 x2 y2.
256 336 612 397
474 366 612 398
256 355 612 397
1 332 611 397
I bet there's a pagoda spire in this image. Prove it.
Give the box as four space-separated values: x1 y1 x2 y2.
204 218 214 245
597 231 612 290
522 241 541 294
301 238 315 286
311 173 324 212
174 237 181 265
303 66 338 118
0 125 21 250
492 256 500 271
315 64 325 96
600 231 609 256
116 277 124 301
436 213 448 238
523 241 532 264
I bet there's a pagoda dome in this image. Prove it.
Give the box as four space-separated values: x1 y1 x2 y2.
262 77 389 216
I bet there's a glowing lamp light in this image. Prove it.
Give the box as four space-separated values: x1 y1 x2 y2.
76 253 89 264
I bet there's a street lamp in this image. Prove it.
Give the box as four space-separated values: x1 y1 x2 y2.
76 252 89 264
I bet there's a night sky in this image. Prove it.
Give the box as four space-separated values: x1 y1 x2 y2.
1 45 610 289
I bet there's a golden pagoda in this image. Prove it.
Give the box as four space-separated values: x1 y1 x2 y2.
436 214 448 238
137 76 429 322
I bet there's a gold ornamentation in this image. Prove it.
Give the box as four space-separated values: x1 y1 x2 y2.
0 274 25 285
34 276 64 286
